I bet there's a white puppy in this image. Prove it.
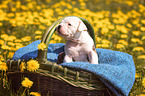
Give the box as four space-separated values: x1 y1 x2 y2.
56 16 99 64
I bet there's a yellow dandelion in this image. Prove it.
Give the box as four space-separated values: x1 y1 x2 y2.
39 25 46 29
118 40 128 46
9 47 17 51
116 44 125 49
8 42 15 47
95 35 101 42
21 5 27 10
52 34 62 42
16 45 24 50
96 44 102 48
139 94 145 96
132 31 141 36
108 25 115 30
15 43 23 46
141 27 145 31
80 2 86 6
131 38 142 44
126 23 132 28
142 78 145 87
49 40 57 44
132 47 144 52
116 25 128 33
0 55 4 61
37 42 46 51
101 39 110 44
0 61 8 71
35 31 42 35
21 77 33 88
27 60 40 72
132 19 139 25
120 34 128 38
137 55 145 59
1 34 10 41
0 40 4 45
135 73 139 78
30 92 41 96
101 27 109 34
21 36 31 42
141 19 145 24
36 6 41 10
101 43 110 48
15 39 22 43
35 36 41 39
72 1 76 5
0 22 3 26
16 22 23 26
8 52 14 58
1 45 10 50
126 1 133 6
142 36 145 40
8 36 16 41
121 27 128 34
20 62 26 72
55 36 61 41
1 34 9 39
27 3 34 9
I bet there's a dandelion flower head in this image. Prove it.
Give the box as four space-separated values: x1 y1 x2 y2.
21 77 33 88
0 61 8 71
37 42 46 51
30 92 41 96
27 60 40 72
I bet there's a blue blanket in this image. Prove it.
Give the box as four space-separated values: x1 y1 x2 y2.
12 40 135 96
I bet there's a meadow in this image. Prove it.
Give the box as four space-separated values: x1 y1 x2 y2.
0 0 145 95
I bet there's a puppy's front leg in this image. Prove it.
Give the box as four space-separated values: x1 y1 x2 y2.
88 50 99 64
64 55 73 63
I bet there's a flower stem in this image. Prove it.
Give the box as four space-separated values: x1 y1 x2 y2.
22 88 26 96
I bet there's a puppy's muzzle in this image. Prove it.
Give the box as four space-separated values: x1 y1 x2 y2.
56 24 70 37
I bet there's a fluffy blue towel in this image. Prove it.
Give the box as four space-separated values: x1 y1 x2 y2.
12 40 135 96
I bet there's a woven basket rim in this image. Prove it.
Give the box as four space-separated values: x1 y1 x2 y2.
7 59 107 90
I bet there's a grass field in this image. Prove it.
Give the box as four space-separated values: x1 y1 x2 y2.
0 0 145 95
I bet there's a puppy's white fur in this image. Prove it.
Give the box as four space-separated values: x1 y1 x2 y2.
56 16 99 64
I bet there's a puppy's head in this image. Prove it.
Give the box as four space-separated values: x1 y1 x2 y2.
56 16 87 40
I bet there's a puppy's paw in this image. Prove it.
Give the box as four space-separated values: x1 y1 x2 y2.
64 55 73 63
91 60 99 64
89 50 99 64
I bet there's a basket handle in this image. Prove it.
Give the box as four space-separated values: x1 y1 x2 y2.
37 16 96 62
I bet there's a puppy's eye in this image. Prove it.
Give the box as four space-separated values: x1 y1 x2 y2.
68 23 71 26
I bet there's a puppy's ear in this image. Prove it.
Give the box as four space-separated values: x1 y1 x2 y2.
78 21 87 32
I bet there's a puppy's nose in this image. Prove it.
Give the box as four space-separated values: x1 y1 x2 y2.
57 25 62 30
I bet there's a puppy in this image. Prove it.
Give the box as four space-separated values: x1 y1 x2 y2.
56 16 99 64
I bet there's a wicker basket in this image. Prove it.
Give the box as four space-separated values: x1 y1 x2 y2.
7 16 114 96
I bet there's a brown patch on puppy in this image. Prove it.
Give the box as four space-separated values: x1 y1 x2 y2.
93 45 97 54
57 52 65 64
